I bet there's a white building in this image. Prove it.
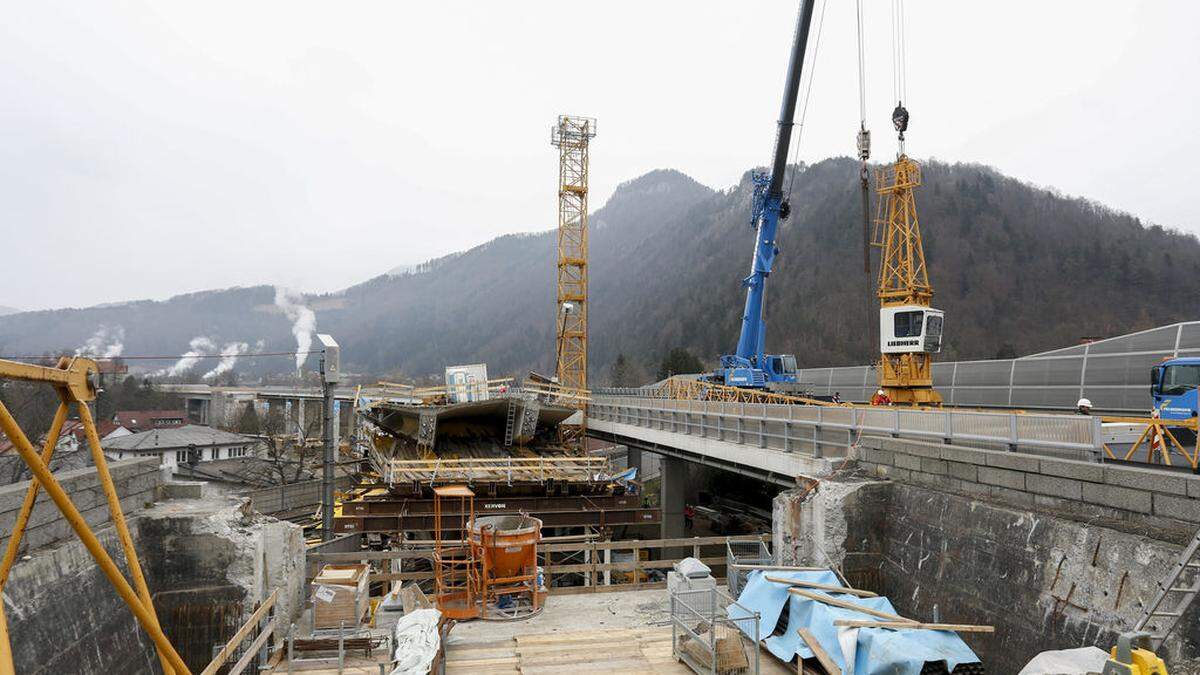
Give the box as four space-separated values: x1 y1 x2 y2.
102 424 260 472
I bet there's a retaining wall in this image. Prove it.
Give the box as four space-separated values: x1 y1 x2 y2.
243 475 353 516
0 456 161 555
855 435 1200 533
773 437 1200 672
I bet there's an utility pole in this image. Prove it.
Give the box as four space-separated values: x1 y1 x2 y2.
317 334 340 541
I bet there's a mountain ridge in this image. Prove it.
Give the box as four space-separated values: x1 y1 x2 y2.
1 158 1195 381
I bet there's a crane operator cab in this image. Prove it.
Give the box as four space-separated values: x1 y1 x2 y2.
880 305 944 354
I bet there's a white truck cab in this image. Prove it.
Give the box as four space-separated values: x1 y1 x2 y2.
880 305 944 354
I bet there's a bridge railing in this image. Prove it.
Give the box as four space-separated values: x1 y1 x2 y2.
589 396 1104 462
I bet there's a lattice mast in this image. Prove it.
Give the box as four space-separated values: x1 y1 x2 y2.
551 116 596 448
872 149 943 405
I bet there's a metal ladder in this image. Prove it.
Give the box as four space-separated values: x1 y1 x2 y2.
503 399 517 447
1133 525 1200 648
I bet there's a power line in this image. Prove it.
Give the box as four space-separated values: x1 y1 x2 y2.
0 350 321 362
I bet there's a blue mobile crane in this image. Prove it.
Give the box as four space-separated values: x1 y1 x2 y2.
709 0 817 388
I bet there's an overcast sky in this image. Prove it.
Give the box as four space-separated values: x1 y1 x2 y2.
2 1 1197 311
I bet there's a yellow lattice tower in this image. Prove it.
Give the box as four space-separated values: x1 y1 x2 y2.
551 115 596 449
872 155 942 405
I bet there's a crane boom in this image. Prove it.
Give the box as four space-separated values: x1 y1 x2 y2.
717 0 816 388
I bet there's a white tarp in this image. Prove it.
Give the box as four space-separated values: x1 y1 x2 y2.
1017 646 1109 675
390 608 442 675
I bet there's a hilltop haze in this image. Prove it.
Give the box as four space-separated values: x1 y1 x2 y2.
1 158 1196 381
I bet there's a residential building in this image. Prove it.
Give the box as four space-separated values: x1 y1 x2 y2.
102 424 261 472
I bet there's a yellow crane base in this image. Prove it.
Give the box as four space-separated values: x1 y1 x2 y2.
882 387 943 407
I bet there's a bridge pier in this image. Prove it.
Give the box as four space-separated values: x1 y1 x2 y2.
660 457 689 558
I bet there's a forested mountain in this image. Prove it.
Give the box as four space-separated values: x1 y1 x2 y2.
1 158 1196 383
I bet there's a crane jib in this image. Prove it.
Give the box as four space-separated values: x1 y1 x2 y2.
768 0 817 199
714 0 816 386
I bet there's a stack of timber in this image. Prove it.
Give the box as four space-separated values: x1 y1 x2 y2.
443 626 797 674
312 563 370 629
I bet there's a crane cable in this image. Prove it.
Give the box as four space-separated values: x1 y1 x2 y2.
784 0 828 206
890 0 910 154
855 0 877 365
855 0 871 274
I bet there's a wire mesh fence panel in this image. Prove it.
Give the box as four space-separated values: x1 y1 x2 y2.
671 585 760 675
726 539 771 598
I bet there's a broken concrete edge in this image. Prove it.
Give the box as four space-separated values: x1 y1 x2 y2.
772 478 1200 671
6 490 306 674
853 435 1200 538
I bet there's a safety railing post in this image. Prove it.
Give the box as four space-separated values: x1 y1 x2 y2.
1008 414 1019 452
813 407 823 458
944 410 953 445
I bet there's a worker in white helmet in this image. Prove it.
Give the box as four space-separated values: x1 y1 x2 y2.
1076 398 1093 415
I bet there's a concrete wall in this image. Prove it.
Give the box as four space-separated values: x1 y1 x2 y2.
4 486 305 674
243 474 354 517
855 436 1200 533
0 456 161 556
4 521 161 674
772 437 1200 672
138 497 306 672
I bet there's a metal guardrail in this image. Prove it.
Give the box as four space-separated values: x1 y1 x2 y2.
590 396 1105 462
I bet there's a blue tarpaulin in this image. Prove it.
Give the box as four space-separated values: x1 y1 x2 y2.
728 569 979 675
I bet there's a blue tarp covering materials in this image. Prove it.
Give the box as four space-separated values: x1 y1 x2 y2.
728 569 980 675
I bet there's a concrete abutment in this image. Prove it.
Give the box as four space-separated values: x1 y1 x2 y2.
2 459 305 674
772 437 1200 673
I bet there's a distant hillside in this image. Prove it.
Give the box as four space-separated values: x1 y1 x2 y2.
0 306 18 317
2 160 1197 382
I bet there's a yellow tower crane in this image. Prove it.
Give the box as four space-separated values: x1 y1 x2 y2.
550 115 596 449
871 103 944 406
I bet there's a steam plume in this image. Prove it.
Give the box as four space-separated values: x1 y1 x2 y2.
76 325 125 358
154 336 217 377
274 287 316 371
202 341 250 379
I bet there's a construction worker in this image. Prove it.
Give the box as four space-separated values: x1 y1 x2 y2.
1076 398 1093 415
683 504 695 530
871 389 892 406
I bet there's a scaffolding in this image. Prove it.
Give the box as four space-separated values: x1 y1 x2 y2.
432 485 481 620
551 115 597 450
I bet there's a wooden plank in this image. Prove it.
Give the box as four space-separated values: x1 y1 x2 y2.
730 564 824 572
515 629 640 644
544 556 724 575
310 550 435 561
542 535 769 553
764 575 877 598
442 656 521 668
202 589 277 675
787 588 917 624
796 628 841 675
227 617 276 675
832 620 995 633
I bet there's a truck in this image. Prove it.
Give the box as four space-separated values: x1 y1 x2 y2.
1151 357 1200 421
